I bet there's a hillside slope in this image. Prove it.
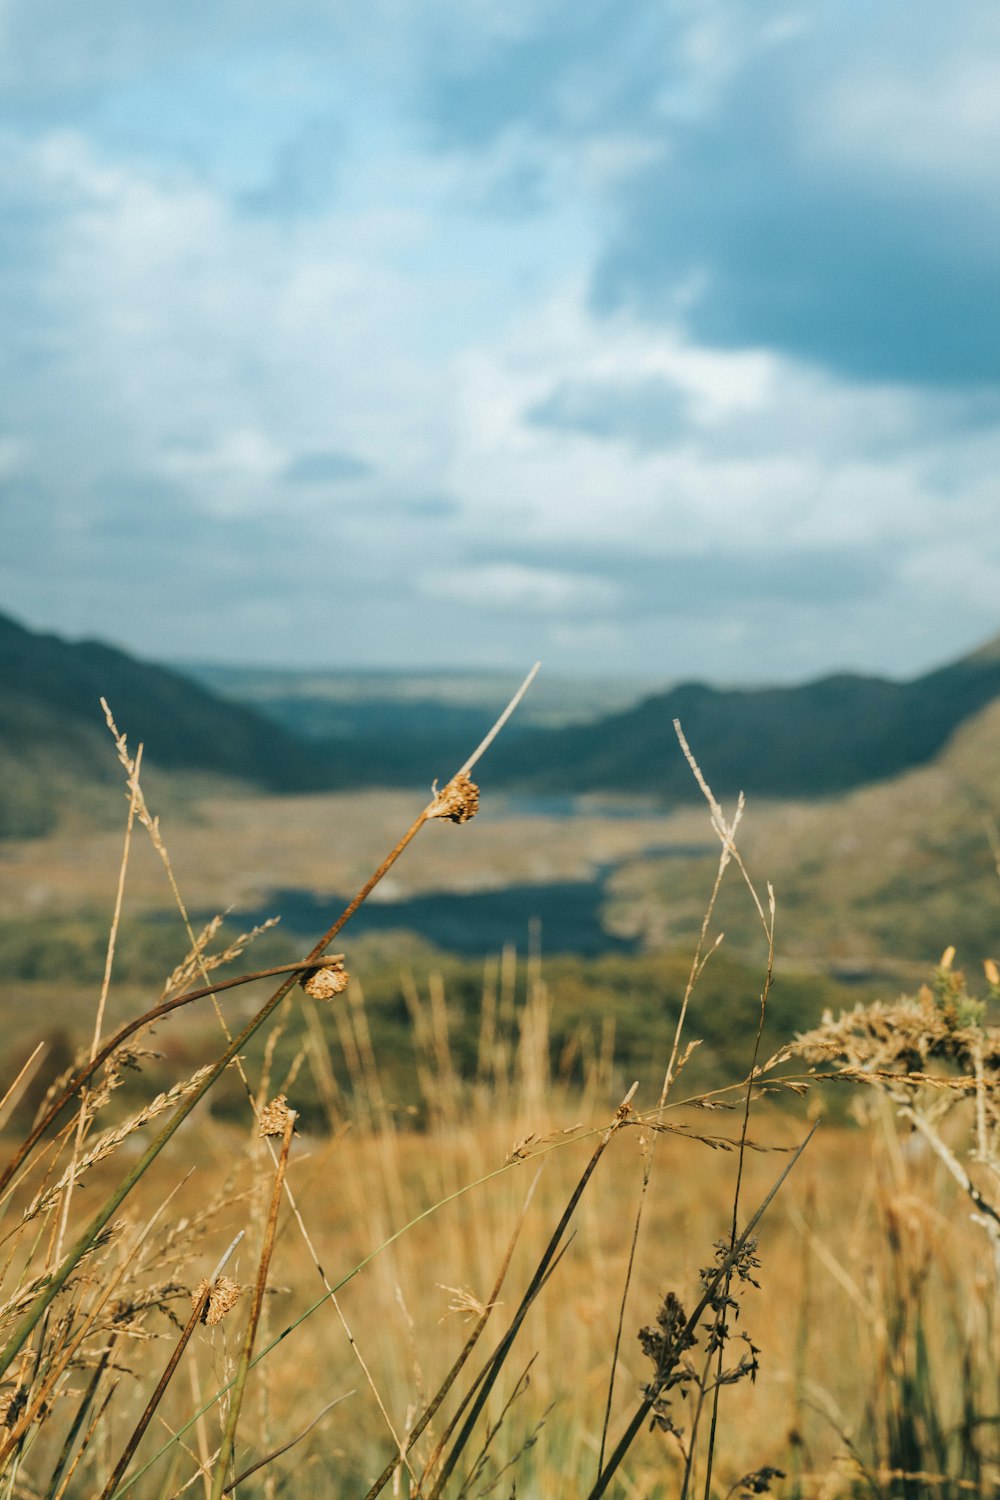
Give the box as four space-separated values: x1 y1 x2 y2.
491 637 1000 801
5 610 1000 840
0 612 356 835
606 691 1000 970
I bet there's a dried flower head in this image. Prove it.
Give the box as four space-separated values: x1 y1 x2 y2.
194 1275 242 1326
0 1389 26 1431
736 1465 785 1495
639 1291 697 1433
301 959 349 1001
429 772 480 824
258 1094 295 1138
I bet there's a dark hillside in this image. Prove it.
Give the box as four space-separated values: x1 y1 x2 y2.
0 613 369 834
490 635 1000 800
0 611 348 789
5 610 1000 837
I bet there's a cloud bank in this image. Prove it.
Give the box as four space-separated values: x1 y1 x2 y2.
0 0 998 683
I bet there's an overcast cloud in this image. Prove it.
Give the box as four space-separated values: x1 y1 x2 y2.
0 0 998 684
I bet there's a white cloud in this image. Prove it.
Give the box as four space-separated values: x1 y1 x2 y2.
422 563 620 615
821 49 1000 192
0 3 998 681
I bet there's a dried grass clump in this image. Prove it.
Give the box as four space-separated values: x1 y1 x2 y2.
791 948 1000 1245
783 947 1000 1496
257 1093 295 1138
0 678 846 1498
429 771 480 824
795 960 1000 1092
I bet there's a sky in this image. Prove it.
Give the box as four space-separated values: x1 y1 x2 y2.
1 0 999 685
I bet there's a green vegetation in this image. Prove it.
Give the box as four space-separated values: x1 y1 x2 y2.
0 611 352 817
1 910 866 1135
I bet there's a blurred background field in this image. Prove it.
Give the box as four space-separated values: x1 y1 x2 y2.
2 632 999 1494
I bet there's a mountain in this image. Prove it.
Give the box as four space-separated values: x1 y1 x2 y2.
605 691 1000 971
4 608 1000 841
487 636 1000 801
0 612 355 836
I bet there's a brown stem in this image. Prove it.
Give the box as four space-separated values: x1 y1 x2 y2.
362 1171 540 1500
98 1232 243 1500
427 1086 638 1500
210 1112 296 1499
98 1291 210 1500
0 668 538 1386
44 1335 118 1499
586 1123 818 1500
0 956 343 1199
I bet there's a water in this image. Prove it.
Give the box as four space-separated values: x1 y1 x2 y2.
232 876 636 957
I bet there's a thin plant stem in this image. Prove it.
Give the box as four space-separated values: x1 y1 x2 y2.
0 1044 46 1135
587 1123 818 1500
53 1381 119 1500
419 1242 573 1494
98 1234 244 1500
455 1352 538 1500
668 721 781 1500
93 744 142 1061
0 1171 192 1465
427 1084 638 1500
44 1335 117 1500
698 885 775 1500
598 830 732 1475
210 1113 296 1500
0 956 344 1200
363 1168 542 1500
221 1395 353 1494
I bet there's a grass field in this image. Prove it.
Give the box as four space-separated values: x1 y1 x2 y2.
0 694 998 1497
2 954 996 1499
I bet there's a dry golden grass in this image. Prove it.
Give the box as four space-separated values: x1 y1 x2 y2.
5 1034 990 1498
0 685 998 1499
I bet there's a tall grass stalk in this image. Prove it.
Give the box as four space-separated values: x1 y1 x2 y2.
8 669 990 1495
98 1233 243 1500
0 668 538 1386
209 1111 295 1499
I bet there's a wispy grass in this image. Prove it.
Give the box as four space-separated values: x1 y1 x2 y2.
0 670 996 1497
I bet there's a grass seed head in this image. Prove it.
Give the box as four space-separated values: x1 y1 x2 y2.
194 1276 242 1327
429 772 480 823
258 1094 295 1138
0 1390 27 1431
302 960 350 1001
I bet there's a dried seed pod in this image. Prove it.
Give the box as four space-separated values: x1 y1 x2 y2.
0 1389 26 1430
429 772 480 824
258 1094 295 1138
193 1275 243 1326
302 960 349 1001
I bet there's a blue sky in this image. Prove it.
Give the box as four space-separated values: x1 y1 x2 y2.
1 0 998 684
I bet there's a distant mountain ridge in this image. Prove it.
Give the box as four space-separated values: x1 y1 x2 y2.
0 611 356 835
3 610 1000 838
490 637 1000 800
